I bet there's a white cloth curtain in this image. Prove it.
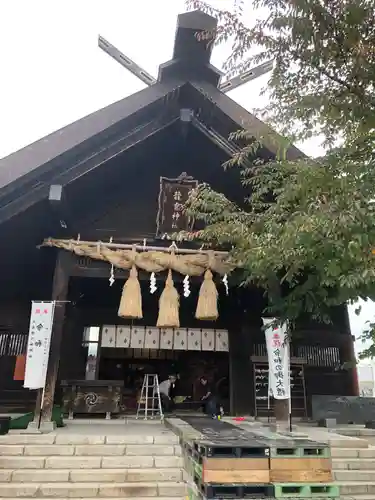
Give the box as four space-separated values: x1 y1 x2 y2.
101 325 116 348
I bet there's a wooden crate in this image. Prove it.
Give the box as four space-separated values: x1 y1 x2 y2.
204 457 269 470
202 457 270 484
270 457 333 483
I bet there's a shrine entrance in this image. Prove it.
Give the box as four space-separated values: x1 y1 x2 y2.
58 277 231 418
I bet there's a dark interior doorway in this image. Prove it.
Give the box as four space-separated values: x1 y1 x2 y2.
67 276 230 414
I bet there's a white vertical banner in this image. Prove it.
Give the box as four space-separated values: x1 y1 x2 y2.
173 328 187 350
201 329 215 351
215 330 229 352
101 325 116 348
116 325 131 348
187 329 202 351
262 318 290 400
130 326 145 348
144 327 160 349
24 301 55 390
160 328 174 350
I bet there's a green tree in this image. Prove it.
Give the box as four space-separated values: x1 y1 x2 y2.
188 0 375 143
184 0 375 358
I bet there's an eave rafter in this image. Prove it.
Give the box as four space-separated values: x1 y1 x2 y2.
191 116 253 168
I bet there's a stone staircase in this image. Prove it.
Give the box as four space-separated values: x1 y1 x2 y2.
331 440 375 499
0 429 186 498
336 426 375 447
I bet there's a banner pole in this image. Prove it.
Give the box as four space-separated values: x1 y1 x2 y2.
25 301 56 431
289 345 292 432
286 333 292 432
37 388 45 430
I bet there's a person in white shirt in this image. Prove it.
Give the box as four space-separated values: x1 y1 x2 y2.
157 375 176 413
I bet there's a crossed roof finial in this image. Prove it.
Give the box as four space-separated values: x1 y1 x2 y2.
98 10 273 93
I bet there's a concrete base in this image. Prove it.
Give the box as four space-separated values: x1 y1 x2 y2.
25 421 42 434
39 420 57 433
26 420 56 433
269 421 292 433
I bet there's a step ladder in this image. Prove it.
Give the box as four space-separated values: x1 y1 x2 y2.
136 373 163 420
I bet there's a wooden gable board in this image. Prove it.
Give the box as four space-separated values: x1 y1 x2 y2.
0 79 184 196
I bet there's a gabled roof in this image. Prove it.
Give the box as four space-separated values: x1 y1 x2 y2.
0 10 304 225
0 79 183 193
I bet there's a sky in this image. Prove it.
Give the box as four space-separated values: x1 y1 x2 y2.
0 0 374 360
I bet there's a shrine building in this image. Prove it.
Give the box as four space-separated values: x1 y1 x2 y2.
0 11 358 425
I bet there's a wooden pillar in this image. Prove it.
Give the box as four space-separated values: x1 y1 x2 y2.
341 305 359 396
30 250 71 432
59 308 85 380
228 301 254 416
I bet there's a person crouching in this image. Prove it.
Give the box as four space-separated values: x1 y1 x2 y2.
157 375 176 414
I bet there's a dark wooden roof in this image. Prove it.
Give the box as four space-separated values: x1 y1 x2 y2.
0 80 182 193
0 10 304 225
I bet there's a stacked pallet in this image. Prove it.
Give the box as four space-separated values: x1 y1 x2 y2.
185 440 273 499
268 440 339 499
184 437 340 499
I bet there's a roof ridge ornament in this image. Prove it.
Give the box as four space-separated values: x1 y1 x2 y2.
97 11 273 93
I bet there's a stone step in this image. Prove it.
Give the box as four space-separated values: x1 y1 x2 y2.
339 482 375 496
334 469 375 482
331 447 375 458
337 496 375 500
333 458 375 470
356 448 375 459
0 433 179 445
328 436 369 448
0 452 183 469
2 467 184 483
337 428 375 437
0 481 187 497
0 444 182 457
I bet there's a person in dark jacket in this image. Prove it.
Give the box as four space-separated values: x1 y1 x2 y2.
199 376 219 418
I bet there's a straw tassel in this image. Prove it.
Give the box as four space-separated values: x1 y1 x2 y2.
118 265 143 319
157 270 180 327
196 269 218 321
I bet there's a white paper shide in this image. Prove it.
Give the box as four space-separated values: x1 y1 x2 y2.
262 318 290 400
24 302 56 390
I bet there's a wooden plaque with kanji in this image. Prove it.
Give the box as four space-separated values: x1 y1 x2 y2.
156 173 198 237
